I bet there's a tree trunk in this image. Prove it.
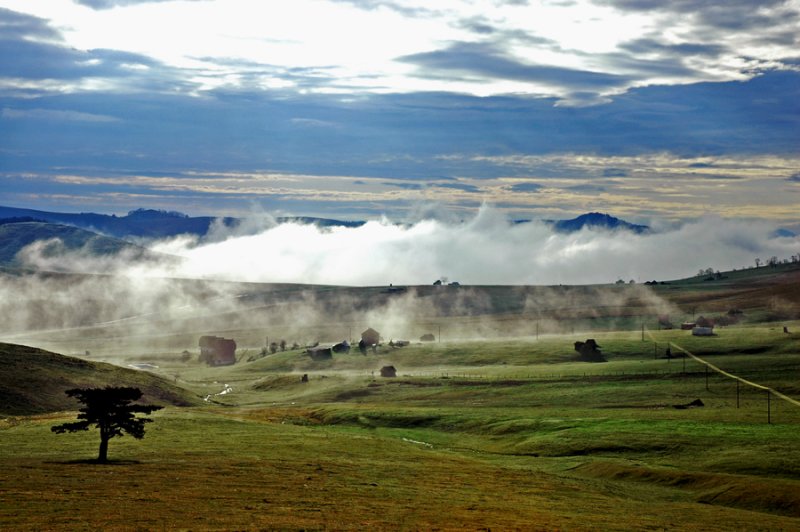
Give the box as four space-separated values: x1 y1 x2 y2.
97 434 109 463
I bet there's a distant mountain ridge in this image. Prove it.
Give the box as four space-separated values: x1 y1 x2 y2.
1 206 653 243
547 212 650 234
0 205 364 240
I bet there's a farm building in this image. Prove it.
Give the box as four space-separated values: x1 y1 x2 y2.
692 327 714 336
307 346 333 361
198 336 237 366
574 339 605 362
361 328 381 346
332 341 350 353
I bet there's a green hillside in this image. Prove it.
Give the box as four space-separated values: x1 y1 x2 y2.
0 343 201 415
0 221 166 266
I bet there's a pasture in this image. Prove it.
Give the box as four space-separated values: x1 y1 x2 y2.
3 322 800 530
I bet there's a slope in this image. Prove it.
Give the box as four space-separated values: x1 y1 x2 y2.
0 343 202 415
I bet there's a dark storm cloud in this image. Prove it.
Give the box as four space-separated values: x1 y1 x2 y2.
397 42 630 90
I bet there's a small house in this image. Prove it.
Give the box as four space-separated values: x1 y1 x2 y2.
361 328 381 346
380 365 397 378
199 336 237 366
681 322 696 330
307 346 333 361
332 340 350 353
692 327 714 337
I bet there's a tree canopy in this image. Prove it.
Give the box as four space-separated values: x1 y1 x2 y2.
51 386 162 463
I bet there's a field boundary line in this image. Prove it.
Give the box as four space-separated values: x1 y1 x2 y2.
669 341 800 408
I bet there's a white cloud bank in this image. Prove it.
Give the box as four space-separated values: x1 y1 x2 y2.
132 206 799 286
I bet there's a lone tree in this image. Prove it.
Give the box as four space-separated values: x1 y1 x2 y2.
51 386 163 463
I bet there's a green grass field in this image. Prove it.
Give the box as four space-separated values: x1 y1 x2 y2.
2 263 800 529
3 321 800 530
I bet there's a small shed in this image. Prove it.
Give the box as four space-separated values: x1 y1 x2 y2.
681 322 696 330
361 328 381 346
692 327 714 336
332 340 350 353
307 346 333 360
199 336 237 366
380 365 397 378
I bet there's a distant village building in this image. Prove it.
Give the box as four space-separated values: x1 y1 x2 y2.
681 322 696 330
307 346 333 361
420 333 436 342
361 328 381 346
332 340 350 353
198 336 237 366
574 339 605 362
692 327 714 337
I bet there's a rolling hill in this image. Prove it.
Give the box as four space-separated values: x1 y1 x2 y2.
0 219 173 268
0 205 364 240
0 343 201 415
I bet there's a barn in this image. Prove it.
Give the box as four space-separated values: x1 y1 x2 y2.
198 336 237 366
361 328 381 346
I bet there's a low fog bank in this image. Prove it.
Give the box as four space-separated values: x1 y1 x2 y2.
151 207 798 286
2 205 797 356
12 205 798 286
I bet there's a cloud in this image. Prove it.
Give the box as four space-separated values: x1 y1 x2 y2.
0 7 62 41
397 41 630 91
382 182 424 190
2 108 120 123
13 205 799 287
432 183 481 193
74 0 206 9
508 183 544 193
597 0 800 34
602 168 628 177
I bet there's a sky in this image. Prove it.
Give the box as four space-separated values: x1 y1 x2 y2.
0 0 799 226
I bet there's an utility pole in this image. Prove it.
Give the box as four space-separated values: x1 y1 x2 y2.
736 380 740 409
767 390 771 424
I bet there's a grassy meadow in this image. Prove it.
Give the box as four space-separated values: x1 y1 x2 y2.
3 321 800 530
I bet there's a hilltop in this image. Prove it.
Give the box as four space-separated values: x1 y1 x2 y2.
0 205 364 241
0 343 201 415
0 220 169 267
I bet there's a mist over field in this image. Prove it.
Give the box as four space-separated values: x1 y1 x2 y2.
17 205 798 286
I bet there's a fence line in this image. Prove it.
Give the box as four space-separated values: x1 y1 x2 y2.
668 341 800 409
